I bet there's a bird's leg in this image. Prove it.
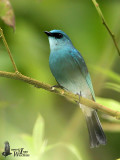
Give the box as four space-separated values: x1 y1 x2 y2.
76 91 82 107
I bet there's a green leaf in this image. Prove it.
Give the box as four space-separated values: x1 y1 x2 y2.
0 0 15 30
96 97 120 112
32 114 45 154
45 142 82 160
105 82 120 93
63 143 82 160
92 66 120 83
38 140 47 158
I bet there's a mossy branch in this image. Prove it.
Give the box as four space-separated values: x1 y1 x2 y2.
0 28 120 119
92 0 120 56
0 70 120 119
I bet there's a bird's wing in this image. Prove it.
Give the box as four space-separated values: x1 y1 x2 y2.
5 142 10 153
70 50 95 100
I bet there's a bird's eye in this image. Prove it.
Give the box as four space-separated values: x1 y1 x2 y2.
53 33 63 39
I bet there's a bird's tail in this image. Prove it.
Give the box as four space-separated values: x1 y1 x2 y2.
81 105 106 148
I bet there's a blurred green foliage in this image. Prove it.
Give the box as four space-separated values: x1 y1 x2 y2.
0 0 120 160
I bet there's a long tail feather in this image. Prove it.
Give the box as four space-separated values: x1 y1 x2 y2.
81 105 106 148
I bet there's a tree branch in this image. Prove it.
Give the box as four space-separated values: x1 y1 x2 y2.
0 70 120 119
92 0 120 56
0 28 18 72
0 27 120 119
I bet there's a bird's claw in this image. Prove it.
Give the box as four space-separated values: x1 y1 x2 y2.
51 85 63 90
76 91 82 105
51 85 58 90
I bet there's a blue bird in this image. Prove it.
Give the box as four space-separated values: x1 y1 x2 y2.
45 30 106 148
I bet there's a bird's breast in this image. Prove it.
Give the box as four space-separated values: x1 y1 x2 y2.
49 50 90 96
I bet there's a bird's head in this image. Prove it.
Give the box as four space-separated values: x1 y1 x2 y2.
44 30 73 50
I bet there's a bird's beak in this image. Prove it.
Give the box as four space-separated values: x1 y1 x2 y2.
44 31 53 37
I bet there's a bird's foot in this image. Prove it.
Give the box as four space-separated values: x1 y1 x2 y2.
51 85 65 94
51 84 63 91
76 91 82 106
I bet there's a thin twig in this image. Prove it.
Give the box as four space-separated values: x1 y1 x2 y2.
0 70 120 119
0 28 18 72
92 0 120 56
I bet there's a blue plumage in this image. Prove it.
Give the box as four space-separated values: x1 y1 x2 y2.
45 30 106 148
